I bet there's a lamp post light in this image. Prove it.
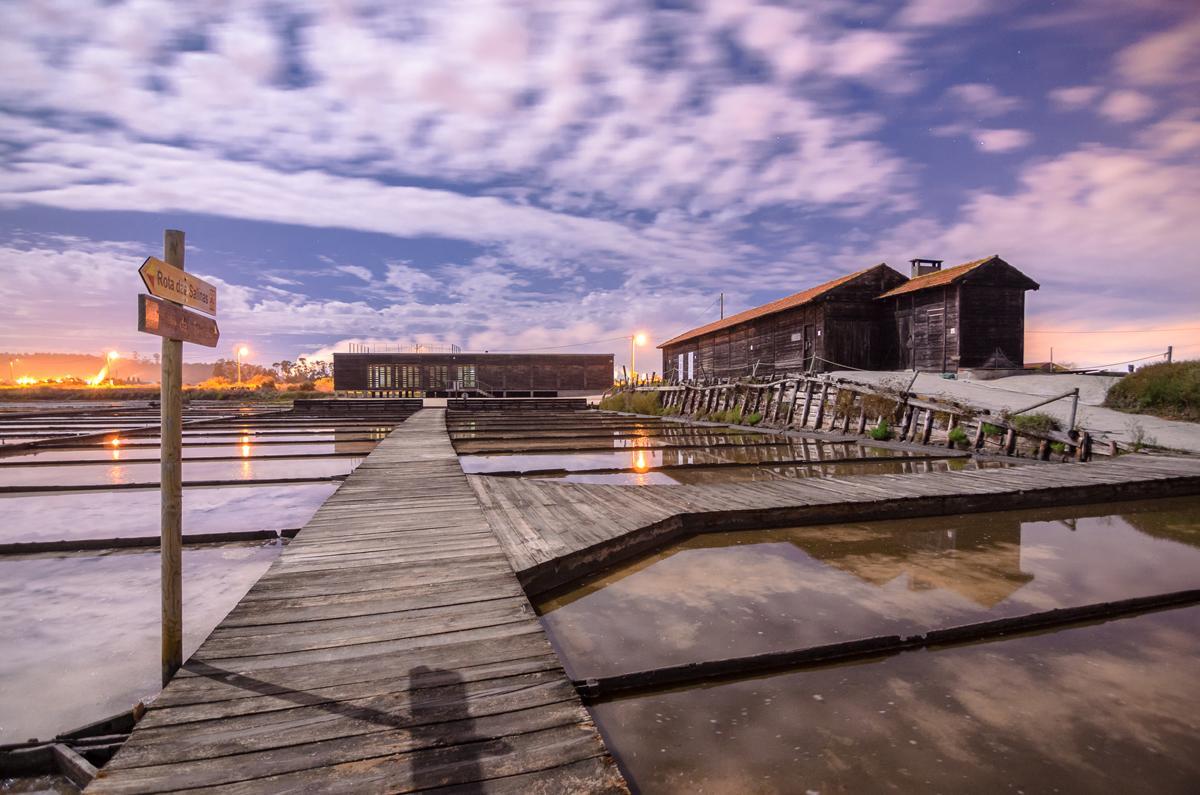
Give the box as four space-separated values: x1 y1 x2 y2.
107 350 119 383
630 332 647 383
8 358 17 384
237 346 250 384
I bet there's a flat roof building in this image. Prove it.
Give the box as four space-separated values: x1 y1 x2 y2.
333 347 613 397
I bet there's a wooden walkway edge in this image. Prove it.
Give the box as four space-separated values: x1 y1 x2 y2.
86 409 627 794
470 454 1200 596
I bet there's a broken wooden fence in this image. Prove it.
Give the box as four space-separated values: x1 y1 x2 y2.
633 375 1095 461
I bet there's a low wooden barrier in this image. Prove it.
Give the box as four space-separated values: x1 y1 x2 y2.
631 374 1097 461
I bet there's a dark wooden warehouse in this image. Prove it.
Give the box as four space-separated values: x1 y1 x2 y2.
880 256 1039 372
332 351 614 397
658 263 908 380
659 256 1038 379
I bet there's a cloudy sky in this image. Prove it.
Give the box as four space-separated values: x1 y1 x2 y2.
1 0 1198 370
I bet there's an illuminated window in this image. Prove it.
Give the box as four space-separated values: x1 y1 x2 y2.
459 365 477 388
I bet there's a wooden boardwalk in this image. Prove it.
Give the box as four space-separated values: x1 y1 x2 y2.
470 454 1200 595
87 409 627 794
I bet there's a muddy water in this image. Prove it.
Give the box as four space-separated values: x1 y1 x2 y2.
0 543 278 743
0 483 339 543
536 498 1200 679
590 605 1200 793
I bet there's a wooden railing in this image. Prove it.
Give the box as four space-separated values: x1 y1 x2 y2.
625 374 1098 462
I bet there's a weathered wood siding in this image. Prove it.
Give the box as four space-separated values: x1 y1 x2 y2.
892 287 962 372
661 266 905 379
958 282 1027 368
333 353 613 395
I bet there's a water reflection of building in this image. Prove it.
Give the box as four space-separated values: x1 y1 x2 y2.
789 520 1033 608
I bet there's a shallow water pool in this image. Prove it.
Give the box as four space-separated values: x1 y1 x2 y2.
0 483 339 544
537 497 1200 679
0 544 279 743
590 605 1200 793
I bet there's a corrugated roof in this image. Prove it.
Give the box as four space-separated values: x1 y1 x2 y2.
877 255 998 298
657 264 889 349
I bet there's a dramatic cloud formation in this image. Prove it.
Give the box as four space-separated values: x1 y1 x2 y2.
0 0 1198 369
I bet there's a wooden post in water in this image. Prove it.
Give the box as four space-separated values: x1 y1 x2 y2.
160 229 184 686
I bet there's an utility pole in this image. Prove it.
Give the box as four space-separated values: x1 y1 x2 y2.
1167 345 1173 364
719 292 724 320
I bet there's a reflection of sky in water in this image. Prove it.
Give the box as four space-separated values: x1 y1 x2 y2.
0 442 379 462
538 498 1200 679
0 544 278 743
0 483 338 543
535 458 1007 485
0 458 361 488
592 606 1200 793
459 443 903 473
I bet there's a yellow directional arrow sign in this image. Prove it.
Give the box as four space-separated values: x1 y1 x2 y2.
139 256 217 316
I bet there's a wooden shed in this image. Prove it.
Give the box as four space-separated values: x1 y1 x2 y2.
658 264 908 380
879 256 1039 372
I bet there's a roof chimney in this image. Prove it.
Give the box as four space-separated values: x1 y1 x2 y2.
910 258 943 278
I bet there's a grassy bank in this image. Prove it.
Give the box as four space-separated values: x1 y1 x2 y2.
598 390 678 415
1103 360 1199 422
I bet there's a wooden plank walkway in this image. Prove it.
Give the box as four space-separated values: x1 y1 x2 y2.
470 454 1200 595
87 409 627 794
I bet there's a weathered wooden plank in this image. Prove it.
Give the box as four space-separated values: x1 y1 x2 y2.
87 409 627 795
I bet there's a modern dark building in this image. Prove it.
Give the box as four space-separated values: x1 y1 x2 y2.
659 255 1038 379
332 349 614 397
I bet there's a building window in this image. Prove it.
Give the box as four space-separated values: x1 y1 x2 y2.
427 365 447 389
401 365 420 389
459 365 477 388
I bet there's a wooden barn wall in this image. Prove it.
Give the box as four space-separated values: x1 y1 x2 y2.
958 282 1026 368
891 287 961 372
332 353 613 392
820 267 906 370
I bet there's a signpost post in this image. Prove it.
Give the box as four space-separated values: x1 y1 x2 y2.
136 230 219 686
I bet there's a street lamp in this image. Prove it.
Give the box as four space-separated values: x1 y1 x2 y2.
107 350 119 383
237 345 250 384
630 332 648 382
8 358 17 384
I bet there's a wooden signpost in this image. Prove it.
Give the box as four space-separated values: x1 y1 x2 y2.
138 294 220 347
136 230 220 686
139 256 218 316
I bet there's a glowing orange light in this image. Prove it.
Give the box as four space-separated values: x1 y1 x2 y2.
633 332 647 346
633 451 650 473
110 438 121 447
15 376 36 386
107 350 119 361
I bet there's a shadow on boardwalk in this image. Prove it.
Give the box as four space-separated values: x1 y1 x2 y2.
185 661 502 791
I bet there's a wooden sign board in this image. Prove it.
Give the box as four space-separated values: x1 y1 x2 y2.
139 257 218 316
138 294 220 347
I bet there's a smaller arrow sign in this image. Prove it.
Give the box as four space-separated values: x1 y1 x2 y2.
138 294 220 347
139 257 217 316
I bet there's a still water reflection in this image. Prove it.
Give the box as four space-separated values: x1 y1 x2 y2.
0 544 278 743
591 605 1200 793
537 498 1200 679
0 483 338 544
